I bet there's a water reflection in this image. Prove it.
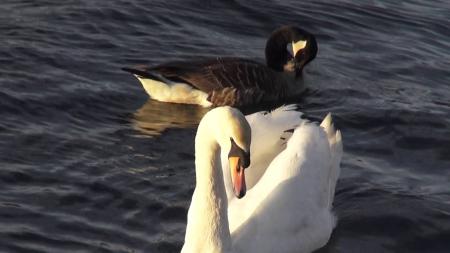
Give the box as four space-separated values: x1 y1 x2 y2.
132 99 209 136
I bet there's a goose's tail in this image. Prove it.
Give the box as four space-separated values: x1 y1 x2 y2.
122 67 164 82
320 113 343 209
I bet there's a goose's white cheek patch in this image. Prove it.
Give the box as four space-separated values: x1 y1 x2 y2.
292 40 307 56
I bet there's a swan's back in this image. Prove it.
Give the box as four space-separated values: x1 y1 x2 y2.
244 105 303 187
222 105 304 201
229 114 342 253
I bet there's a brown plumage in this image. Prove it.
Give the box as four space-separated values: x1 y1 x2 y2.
122 25 317 107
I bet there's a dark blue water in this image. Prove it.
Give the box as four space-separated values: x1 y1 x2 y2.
1 0 450 252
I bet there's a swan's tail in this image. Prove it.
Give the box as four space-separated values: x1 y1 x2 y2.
320 113 343 209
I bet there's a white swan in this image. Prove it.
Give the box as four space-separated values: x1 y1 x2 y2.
182 106 343 253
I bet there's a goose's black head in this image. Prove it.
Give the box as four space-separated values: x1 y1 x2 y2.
265 25 318 77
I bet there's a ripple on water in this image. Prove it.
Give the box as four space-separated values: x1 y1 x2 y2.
1 0 450 252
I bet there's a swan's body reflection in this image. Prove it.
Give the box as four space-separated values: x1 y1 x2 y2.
132 99 209 136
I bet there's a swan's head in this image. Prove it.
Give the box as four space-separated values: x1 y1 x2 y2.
204 106 251 199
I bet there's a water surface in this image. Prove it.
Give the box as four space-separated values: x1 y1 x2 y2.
1 0 450 252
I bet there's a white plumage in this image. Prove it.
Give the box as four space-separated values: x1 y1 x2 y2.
221 104 304 201
182 106 343 253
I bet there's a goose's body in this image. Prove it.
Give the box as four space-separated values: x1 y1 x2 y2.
182 106 343 253
123 26 317 107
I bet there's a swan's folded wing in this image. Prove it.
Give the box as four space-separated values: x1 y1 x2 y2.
223 105 304 201
243 105 303 187
230 122 339 252
229 122 336 232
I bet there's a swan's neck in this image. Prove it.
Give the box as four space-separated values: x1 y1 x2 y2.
182 126 231 253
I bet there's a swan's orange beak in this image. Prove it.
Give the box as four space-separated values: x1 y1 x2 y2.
229 156 246 199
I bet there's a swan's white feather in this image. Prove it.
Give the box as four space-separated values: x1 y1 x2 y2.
228 119 342 252
182 106 342 253
221 105 303 201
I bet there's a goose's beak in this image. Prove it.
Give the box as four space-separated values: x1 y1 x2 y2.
293 40 308 74
285 40 308 74
229 156 246 199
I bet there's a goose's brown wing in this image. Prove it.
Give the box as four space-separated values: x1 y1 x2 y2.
123 57 287 106
150 57 280 93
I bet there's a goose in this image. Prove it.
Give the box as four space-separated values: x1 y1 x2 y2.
182 106 342 253
122 25 317 107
